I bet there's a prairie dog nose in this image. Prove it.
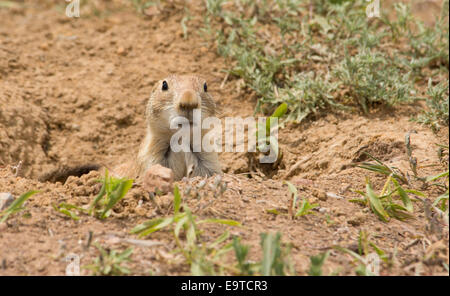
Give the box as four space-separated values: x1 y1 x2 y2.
178 90 199 110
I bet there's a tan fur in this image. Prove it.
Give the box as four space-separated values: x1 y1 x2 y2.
124 74 222 181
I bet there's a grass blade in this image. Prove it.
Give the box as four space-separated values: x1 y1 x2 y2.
365 181 389 222
197 218 241 227
0 190 39 223
173 184 181 215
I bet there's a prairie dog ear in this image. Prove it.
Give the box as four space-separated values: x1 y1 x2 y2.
150 80 161 96
145 80 161 113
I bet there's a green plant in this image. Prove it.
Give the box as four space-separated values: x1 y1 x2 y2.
233 236 255 275
295 198 319 217
385 1 449 74
351 176 414 222
189 230 236 275
232 232 295 276
358 152 407 184
84 243 133 276
428 166 449 212
308 251 330 276
254 102 288 166
131 184 240 275
414 79 449 130
52 202 84 221
0 190 38 223
357 230 389 264
89 169 133 219
334 230 388 276
180 7 192 39
131 185 240 237
51 170 133 220
433 191 449 212
285 181 318 218
260 232 294 275
333 48 415 114
357 142 449 220
202 0 448 124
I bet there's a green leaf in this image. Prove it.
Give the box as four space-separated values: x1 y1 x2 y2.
173 184 181 215
365 182 390 222
53 203 80 221
261 233 279 276
333 245 365 263
89 170 107 215
358 230 370 255
130 218 165 234
308 251 330 276
137 217 174 237
392 179 413 212
284 181 298 214
266 208 282 215
349 199 367 205
386 204 415 220
295 199 318 217
185 209 197 247
426 171 449 182
432 191 449 210
0 190 39 223
208 231 230 249
266 103 287 135
100 179 133 219
369 242 388 263
174 214 189 238
117 248 133 260
197 218 241 227
233 237 249 264
404 189 427 198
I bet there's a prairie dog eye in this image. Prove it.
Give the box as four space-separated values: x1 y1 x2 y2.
203 82 207 92
162 81 168 91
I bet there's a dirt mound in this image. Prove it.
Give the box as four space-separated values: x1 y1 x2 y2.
0 95 51 178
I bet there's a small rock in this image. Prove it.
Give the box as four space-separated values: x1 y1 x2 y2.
347 213 366 226
104 235 121 245
326 192 343 200
116 46 127 56
71 123 80 131
313 189 327 201
0 193 14 211
144 6 160 17
339 183 351 194
135 207 147 216
39 42 49 50
334 209 346 217
318 207 328 213
336 226 349 233
143 164 174 194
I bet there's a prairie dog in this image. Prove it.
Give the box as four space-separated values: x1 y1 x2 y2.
135 74 222 180
39 75 221 184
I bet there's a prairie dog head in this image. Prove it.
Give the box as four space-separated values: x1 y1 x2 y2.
146 74 216 134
